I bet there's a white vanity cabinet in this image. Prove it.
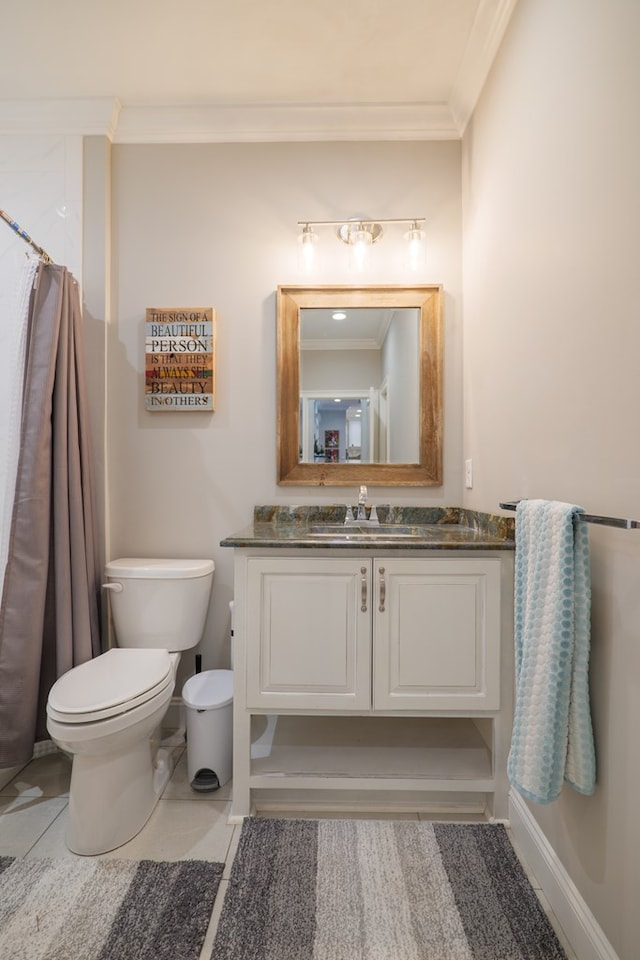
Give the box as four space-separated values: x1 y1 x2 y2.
229 547 514 823
246 557 371 710
374 558 501 710
245 556 501 712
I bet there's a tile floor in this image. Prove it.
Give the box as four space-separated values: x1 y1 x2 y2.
0 748 577 959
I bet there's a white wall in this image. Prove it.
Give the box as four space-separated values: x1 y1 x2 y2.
0 134 106 586
0 135 83 281
82 137 111 571
0 134 111 608
462 1 640 956
384 308 420 462
111 140 463 682
0 136 84 499
301 349 381 392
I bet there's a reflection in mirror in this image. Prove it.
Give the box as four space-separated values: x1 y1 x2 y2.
300 308 420 464
277 286 443 486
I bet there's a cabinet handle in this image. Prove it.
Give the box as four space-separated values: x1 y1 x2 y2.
378 566 386 612
361 566 368 612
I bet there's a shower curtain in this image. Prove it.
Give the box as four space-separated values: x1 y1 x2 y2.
0 263 101 767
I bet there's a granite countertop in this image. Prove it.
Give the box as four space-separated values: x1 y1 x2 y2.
220 505 515 551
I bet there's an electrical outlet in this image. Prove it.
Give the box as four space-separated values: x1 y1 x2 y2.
465 459 473 489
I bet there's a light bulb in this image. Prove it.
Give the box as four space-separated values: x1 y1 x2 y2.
349 227 373 271
405 221 425 272
297 224 318 272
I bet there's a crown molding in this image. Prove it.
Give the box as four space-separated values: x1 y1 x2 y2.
449 0 519 134
0 0 517 147
0 97 457 143
0 98 121 139
112 101 459 143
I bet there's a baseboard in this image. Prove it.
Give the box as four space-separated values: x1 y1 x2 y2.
509 790 620 960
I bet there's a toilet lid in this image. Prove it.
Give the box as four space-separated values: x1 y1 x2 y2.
105 558 214 579
47 648 174 723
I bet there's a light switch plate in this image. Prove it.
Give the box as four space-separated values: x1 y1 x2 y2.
465 459 473 489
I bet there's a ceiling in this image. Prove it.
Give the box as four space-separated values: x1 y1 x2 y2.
302 308 396 350
0 0 517 142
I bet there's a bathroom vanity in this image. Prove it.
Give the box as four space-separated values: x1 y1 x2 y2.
221 506 515 822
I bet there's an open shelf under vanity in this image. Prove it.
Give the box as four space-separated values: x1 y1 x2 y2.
247 714 498 813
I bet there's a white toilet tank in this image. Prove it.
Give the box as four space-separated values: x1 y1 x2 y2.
104 558 214 652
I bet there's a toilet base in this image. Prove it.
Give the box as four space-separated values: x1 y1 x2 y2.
66 735 174 855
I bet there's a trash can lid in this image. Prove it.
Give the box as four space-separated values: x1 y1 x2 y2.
182 669 233 709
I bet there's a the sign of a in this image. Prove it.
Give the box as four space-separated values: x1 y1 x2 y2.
145 307 215 411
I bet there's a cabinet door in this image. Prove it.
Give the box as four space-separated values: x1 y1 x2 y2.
246 557 371 710
373 558 501 711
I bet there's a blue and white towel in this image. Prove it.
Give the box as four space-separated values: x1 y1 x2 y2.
508 499 596 803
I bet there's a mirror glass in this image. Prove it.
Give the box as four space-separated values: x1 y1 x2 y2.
300 307 420 464
277 285 443 486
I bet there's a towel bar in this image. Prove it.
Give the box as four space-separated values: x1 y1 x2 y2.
499 501 640 530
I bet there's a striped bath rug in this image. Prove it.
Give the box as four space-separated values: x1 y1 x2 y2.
213 818 567 960
0 856 223 960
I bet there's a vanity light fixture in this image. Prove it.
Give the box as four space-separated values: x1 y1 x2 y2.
297 217 426 272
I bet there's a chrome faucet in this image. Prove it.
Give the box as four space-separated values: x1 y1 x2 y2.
345 485 379 526
358 486 379 524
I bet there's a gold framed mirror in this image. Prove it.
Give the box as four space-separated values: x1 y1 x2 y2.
277 284 443 486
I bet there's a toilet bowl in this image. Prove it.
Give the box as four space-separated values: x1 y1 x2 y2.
46 557 214 855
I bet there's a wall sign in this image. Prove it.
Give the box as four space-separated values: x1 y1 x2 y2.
145 307 215 411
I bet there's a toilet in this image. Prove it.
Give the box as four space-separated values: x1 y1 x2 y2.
46 557 214 856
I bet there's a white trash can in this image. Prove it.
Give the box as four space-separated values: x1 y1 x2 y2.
182 669 233 791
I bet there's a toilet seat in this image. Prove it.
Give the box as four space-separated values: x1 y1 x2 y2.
47 648 174 724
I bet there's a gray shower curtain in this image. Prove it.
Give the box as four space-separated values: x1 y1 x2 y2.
0 263 101 767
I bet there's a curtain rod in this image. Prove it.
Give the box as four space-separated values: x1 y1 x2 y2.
499 500 640 530
0 209 53 264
